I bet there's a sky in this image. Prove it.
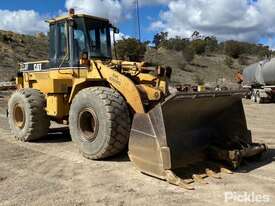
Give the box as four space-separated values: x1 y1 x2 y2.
0 0 275 49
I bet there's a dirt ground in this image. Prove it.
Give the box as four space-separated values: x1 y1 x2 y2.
0 95 274 206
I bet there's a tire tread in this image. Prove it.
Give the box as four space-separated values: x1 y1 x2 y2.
71 87 131 159
8 88 50 141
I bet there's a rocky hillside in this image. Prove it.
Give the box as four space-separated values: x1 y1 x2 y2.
0 30 261 88
145 48 259 88
0 30 48 81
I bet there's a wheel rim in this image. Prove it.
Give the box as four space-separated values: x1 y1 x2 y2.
78 108 99 142
13 104 25 129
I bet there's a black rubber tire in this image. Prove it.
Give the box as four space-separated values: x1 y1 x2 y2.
69 87 131 160
256 92 263 104
8 88 50 141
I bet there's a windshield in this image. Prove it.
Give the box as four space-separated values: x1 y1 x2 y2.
73 17 112 59
88 26 110 58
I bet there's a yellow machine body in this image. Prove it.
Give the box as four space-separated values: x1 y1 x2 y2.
11 12 267 189
17 60 167 119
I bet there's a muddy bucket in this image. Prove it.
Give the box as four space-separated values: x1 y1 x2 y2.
128 91 266 181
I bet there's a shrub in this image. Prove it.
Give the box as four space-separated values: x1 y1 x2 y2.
194 75 205 85
224 40 244 58
182 46 195 63
205 36 218 53
153 32 168 48
191 39 207 54
224 56 234 68
115 38 147 61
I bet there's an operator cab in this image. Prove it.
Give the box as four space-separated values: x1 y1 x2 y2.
48 9 118 68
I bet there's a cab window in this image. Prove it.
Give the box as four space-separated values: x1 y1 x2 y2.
100 28 108 57
74 29 86 52
57 22 68 60
88 25 111 58
49 24 56 60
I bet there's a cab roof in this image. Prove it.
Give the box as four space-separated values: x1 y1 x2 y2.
46 14 110 24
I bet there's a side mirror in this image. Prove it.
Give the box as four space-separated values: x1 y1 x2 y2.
113 27 120 34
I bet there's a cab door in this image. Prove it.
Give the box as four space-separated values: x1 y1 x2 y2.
49 21 70 68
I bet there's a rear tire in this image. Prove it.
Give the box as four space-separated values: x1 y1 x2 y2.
69 87 131 159
8 88 50 141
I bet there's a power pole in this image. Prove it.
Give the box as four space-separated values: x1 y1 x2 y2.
136 0 141 41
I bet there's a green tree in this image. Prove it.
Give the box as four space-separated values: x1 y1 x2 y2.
153 32 168 48
205 36 218 53
191 31 201 40
182 46 195 63
257 46 271 59
163 36 190 51
224 40 244 58
191 39 207 54
116 38 148 61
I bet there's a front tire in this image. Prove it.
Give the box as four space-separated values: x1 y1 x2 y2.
69 87 131 159
8 88 50 141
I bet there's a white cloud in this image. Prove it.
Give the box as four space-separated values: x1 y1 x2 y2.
110 31 130 43
0 10 48 34
115 32 130 40
121 0 170 8
150 0 275 46
65 0 123 23
65 0 170 23
265 38 275 50
64 0 275 48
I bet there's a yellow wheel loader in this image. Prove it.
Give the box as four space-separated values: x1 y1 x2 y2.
8 10 267 189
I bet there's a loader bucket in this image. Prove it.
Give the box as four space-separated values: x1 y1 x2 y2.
129 91 266 182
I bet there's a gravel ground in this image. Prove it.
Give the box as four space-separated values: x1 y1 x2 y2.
0 97 274 206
